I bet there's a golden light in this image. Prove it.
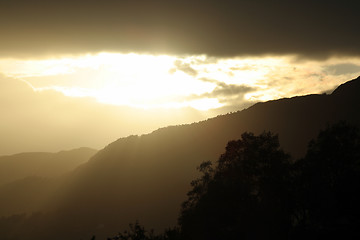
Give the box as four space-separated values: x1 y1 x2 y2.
0 53 222 110
3 53 351 112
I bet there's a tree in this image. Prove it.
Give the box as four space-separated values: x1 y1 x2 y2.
107 221 181 240
293 122 360 239
179 132 293 240
107 123 360 240
107 221 155 240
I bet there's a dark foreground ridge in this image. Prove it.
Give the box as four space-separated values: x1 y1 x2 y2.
106 122 360 239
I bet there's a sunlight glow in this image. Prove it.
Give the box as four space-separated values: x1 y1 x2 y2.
2 53 220 110
2 53 359 111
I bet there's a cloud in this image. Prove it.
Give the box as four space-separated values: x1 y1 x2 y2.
230 66 258 71
0 75 206 155
169 60 198 76
0 0 359 59
187 78 256 106
208 83 255 99
324 63 360 76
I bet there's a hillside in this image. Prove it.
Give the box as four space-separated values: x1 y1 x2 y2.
0 147 97 186
0 148 97 217
50 76 360 240
1 76 359 240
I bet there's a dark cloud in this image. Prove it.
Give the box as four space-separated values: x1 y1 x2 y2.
324 63 360 75
205 83 255 100
189 78 256 105
0 0 359 58
169 60 198 76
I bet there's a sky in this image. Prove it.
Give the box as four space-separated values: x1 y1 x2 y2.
1 0 360 155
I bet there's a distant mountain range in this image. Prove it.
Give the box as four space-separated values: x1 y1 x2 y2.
0 76 359 240
0 148 97 217
0 147 97 186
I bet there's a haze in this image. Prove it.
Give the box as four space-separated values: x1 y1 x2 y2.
1 0 359 155
1 1 360 239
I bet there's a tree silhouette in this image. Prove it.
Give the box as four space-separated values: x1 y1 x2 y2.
106 123 360 240
292 122 360 239
106 221 181 240
106 221 154 240
179 132 293 240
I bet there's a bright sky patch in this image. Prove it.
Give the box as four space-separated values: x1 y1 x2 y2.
1 53 360 111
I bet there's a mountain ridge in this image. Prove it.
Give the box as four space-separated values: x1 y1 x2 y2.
0 147 97 186
49 76 360 239
1 76 359 240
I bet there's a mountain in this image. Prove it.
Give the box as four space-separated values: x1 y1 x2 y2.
1 77 359 240
0 148 97 217
0 147 97 186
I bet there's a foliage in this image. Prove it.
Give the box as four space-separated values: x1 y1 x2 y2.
179 122 360 239
106 221 155 240
292 122 360 239
179 132 293 240
108 122 360 240
106 221 181 240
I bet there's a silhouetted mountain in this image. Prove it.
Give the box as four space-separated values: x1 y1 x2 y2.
0 176 60 216
1 77 360 240
0 148 97 218
0 147 97 186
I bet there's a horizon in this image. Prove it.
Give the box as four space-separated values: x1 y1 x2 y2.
1 1 360 155
1 65 359 156
1 74 359 157
1 1 360 239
